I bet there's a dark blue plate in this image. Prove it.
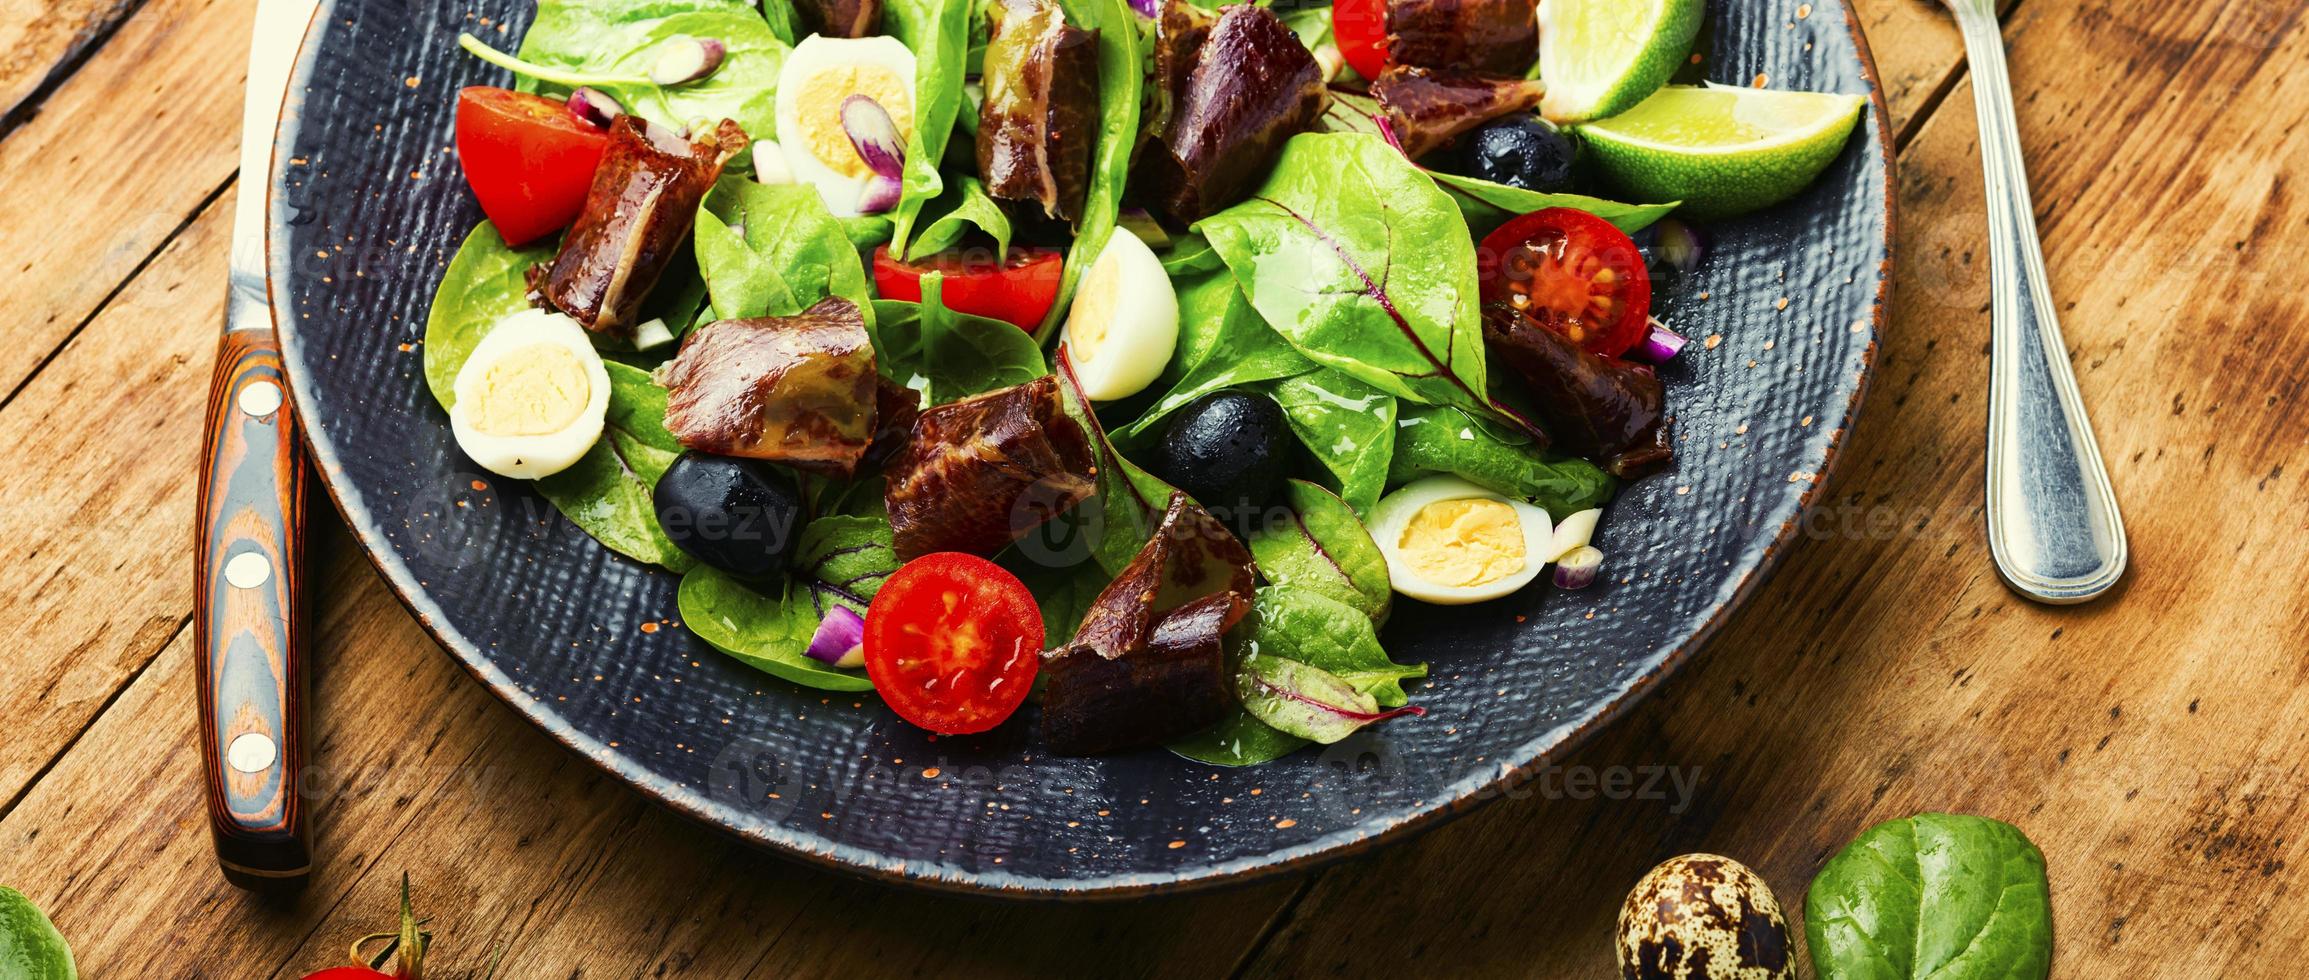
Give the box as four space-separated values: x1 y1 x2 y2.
272 0 1890 896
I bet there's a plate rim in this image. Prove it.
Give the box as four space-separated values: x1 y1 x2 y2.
270 0 1894 899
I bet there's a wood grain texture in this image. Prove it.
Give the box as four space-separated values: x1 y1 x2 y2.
1 0 2303 974
0 0 144 119
0 0 248 398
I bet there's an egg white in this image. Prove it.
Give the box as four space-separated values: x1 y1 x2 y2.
1062 227 1180 401
1368 476 1555 605
449 308 610 480
775 35 917 218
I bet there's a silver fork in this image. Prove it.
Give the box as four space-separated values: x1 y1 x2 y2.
1945 0 2128 603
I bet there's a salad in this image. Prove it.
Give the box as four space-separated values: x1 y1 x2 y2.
421 0 1863 765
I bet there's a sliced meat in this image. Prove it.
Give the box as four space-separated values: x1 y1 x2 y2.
883 375 1097 560
1482 304 1673 476
544 116 745 343
1142 0 1218 153
797 0 883 37
977 0 1101 223
659 297 879 478
1041 492 1257 755
1372 66 1547 160
1140 4 1327 223
1385 0 1539 76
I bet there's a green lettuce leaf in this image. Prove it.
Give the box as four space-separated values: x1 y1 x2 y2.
677 515 899 692
1248 480 1392 621
1389 404 1615 518
886 0 976 251
0 887 73 980
510 0 788 142
1805 813 2054 980
1428 170 1680 238
1193 133 1496 422
905 176 1014 261
421 222 556 409
874 275 1049 405
534 362 695 571
1170 585 1425 766
694 179 874 334
1262 370 1397 515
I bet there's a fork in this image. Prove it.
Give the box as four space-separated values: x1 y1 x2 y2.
1944 0 2128 603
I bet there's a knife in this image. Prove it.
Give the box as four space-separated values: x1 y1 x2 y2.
195 0 325 892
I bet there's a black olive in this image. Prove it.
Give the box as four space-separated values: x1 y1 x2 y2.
1439 115 1587 194
1147 390 1292 536
652 451 805 582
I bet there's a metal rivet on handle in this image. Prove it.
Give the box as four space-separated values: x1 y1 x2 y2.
225 551 272 589
238 379 283 418
227 732 277 774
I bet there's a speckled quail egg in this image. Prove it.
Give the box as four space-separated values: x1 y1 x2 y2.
1616 853 1796 980
448 308 610 479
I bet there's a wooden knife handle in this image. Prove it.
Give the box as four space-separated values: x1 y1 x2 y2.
194 329 311 892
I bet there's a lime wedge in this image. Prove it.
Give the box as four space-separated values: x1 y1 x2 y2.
1578 84 1867 219
1537 0 1703 124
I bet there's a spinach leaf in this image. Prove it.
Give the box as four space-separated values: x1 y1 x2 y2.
1262 369 1396 514
905 175 1014 261
1036 0 1144 337
696 179 875 333
1194 132 1498 422
1242 585 1424 705
1390 404 1615 518
422 222 555 410
1248 480 1392 621
499 0 789 141
1428 170 1679 238
1159 232 1225 277
678 515 899 692
0 887 74 980
874 275 1049 405
841 214 896 253
534 361 696 571
1120 276 1314 442
1170 585 1425 765
1806 813 2054 980
886 0 976 252
1055 350 1178 574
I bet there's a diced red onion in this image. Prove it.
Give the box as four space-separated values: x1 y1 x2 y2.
840 94 906 180
566 87 623 129
1651 218 1707 277
805 607 866 667
1127 0 1159 17
857 173 904 214
649 36 726 86
1553 546 1603 591
1631 317 1688 364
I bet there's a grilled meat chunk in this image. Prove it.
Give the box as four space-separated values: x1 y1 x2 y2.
659 297 879 478
883 376 1098 560
544 116 745 343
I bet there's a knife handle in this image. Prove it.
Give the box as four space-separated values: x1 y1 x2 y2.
195 329 311 892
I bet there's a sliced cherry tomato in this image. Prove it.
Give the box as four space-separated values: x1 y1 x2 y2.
863 553 1044 735
1476 207 1653 359
454 87 610 247
873 246 1065 331
1333 0 1389 82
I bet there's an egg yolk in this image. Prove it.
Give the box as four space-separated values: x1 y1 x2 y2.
794 66 914 179
465 343 591 437
1396 498 1527 588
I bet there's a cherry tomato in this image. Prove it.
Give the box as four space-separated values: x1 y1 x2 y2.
873 246 1065 331
1476 207 1654 359
863 553 1044 734
1332 0 1389 81
454 87 610 247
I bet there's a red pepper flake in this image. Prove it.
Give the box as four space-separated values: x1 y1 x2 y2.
922 767 941 779
640 622 659 634
1168 840 1186 850
1275 818 1298 829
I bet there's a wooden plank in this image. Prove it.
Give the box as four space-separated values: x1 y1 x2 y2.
0 0 249 399
1236 0 2309 974
0 194 230 809
1851 0 1969 134
0 0 143 120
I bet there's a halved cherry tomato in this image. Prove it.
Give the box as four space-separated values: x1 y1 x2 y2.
863 553 1045 735
873 246 1064 331
1332 0 1389 82
1476 207 1654 359
454 87 610 247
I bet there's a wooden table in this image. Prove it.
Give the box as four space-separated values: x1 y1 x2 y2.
2 0 2301 974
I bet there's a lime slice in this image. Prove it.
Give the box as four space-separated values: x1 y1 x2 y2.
1578 85 1867 219
1537 0 1703 124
